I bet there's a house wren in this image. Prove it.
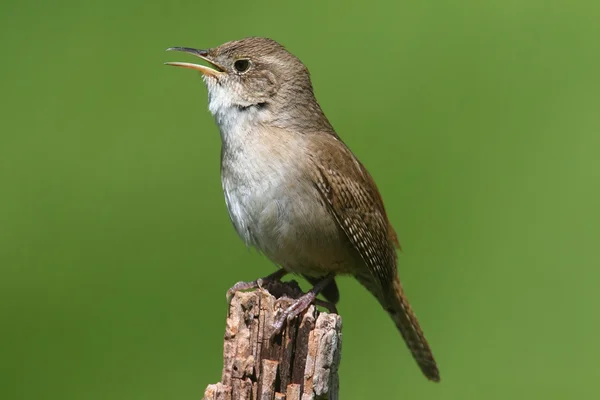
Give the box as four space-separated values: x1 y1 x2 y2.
165 37 440 382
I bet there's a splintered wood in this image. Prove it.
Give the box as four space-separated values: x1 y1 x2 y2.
202 285 342 400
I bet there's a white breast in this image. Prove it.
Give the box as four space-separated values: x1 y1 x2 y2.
206 81 352 275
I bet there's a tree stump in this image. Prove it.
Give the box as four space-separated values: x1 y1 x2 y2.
202 280 343 400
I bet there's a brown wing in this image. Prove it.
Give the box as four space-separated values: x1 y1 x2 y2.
307 134 399 288
307 134 441 382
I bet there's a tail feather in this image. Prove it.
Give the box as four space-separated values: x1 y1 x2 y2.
386 277 440 381
357 273 440 382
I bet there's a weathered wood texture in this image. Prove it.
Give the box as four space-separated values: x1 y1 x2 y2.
202 281 342 400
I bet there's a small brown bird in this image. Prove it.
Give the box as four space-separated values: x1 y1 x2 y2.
165 37 440 382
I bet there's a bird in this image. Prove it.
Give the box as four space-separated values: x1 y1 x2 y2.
165 36 440 382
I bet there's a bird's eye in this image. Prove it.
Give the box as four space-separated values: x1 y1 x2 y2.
233 59 251 73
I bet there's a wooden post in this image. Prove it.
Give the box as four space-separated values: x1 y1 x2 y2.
202 280 343 400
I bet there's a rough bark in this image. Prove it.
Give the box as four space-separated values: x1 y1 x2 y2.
202 281 342 400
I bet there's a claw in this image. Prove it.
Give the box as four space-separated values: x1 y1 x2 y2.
226 279 261 303
226 269 288 304
272 290 317 335
269 273 335 338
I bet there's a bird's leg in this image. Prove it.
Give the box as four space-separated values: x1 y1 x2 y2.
226 269 288 303
313 298 338 314
272 273 335 336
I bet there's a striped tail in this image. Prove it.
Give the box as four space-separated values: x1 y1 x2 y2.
357 274 440 382
387 276 440 381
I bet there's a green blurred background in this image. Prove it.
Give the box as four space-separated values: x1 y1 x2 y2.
1 0 599 399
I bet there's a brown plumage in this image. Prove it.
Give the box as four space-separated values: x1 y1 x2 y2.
308 133 440 382
166 36 440 382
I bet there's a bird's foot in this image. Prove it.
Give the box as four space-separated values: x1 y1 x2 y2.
226 269 288 303
270 273 335 338
272 290 318 336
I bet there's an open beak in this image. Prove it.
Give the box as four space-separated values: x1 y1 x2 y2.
164 47 225 78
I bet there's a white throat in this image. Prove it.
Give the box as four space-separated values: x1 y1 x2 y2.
205 78 269 151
